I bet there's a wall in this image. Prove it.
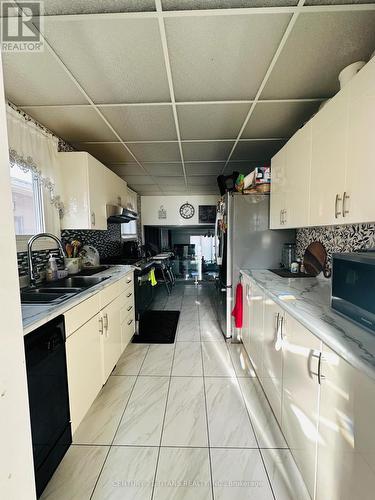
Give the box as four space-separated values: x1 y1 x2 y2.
141 195 218 226
296 223 375 269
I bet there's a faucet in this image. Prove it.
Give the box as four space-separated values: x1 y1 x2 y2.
27 233 66 287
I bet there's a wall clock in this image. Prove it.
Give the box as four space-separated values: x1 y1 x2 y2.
179 202 195 219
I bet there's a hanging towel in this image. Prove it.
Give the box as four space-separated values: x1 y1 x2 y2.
231 283 243 328
149 268 157 286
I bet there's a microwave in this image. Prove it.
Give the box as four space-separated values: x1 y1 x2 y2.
332 252 375 332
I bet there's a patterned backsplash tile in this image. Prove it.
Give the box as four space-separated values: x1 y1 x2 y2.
296 223 375 268
61 223 122 260
17 249 64 277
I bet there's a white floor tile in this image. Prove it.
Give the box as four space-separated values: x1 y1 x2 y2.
41 445 108 500
172 342 203 376
262 449 311 500
199 306 217 322
177 320 200 342
162 377 208 447
202 342 236 377
200 320 224 342
179 309 199 323
113 344 149 376
73 376 136 445
153 447 212 500
91 446 158 500
113 376 169 446
205 377 257 448
239 378 287 449
140 344 175 376
228 343 256 377
211 448 274 500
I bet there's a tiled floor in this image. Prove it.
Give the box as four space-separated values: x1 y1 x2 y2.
41 282 310 500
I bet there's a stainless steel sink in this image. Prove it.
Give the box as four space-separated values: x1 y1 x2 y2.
77 266 110 276
26 287 83 294
20 291 75 304
51 276 109 288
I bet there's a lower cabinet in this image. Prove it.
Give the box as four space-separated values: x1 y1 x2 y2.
316 345 375 500
100 294 122 382
248 282 264 380
241 275 251 354
66 314 103 433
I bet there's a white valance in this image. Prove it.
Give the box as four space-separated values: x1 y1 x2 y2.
6 105 63 215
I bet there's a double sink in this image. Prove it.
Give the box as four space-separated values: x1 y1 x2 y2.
21 267 111 305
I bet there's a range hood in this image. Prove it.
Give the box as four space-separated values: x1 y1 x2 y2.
106 205 138 223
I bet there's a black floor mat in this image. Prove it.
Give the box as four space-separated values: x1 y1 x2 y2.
132 310 180 344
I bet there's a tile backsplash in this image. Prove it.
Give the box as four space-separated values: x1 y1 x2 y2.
61 223 122 260
17 249 64 278
296 223 375 269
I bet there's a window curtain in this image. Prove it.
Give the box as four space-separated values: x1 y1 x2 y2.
6 104 64 217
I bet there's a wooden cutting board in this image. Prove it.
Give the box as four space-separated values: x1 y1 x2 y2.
303 242 331 278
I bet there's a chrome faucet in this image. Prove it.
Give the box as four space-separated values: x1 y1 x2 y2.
27 233 66 287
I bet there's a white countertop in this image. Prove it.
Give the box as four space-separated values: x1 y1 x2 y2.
22 265 134 335
241 269 375 382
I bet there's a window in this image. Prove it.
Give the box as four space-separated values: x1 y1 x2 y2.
10 163 44 235
121 220 138 239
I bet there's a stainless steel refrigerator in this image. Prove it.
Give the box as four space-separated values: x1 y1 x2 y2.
214 193 295 340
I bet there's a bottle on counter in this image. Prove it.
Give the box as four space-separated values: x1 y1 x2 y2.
46 253 58 281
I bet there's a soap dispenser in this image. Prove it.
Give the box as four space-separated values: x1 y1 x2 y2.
46 253 58 282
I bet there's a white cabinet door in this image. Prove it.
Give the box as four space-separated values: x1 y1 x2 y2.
345 58 375 224
101 295 122 382
309 89 349 227
282 314 322 498
66 314 102 433
262 297 284 423
270 146 287 229
241 275 252 355
316 344 375 500
284 124 312 229
87 155 110 230
248 282 264 379
119 289 135 352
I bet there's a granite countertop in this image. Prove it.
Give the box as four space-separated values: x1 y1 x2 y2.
241 269 375 382
22 265 134 335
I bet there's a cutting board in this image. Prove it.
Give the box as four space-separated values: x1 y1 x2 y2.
303 242 331 278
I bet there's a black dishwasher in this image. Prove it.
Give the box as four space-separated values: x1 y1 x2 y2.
24 315 72 497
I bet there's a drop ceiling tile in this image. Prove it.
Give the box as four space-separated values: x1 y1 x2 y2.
43 0 156 15
188 186 219 194
43 17 170 103
242 101 321 139
162 186 188 193
231 140 285 161
162 0 297 9
100 106 177 141
225 160 260 175
130 142 181 162
3 50 88 106
186 162 225 176
182 141 234 161
188 176 218 186
24 107 117 142
109 164 145 176
74 143 135 163
123 175 155 185
144 162 184 176
177 103 249 140
156 176 186 186
165 13 291 101
261 11 375 99
130 185 162 194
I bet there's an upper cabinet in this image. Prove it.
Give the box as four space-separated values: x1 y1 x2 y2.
126 188 138 212
59 152 128 230
270 57 375 229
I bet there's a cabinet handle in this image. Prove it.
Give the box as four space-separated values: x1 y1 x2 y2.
91 212 96 226
127 305 133 312
126 292 132 298
342 192 350 217
283 209 287 225
275 314 283 352
127 319 133 326
307 350 324 383
334 194 342 218
126 278 132 284
103 313 109 332
317 352 325 385
99 316 104 335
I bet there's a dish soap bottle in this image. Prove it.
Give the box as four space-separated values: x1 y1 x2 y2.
46 253 58 282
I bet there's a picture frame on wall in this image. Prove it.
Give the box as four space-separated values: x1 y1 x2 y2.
198 205 216 224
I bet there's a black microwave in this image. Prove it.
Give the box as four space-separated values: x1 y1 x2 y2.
332 252 375 332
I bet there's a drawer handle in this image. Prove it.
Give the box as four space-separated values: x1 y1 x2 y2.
126 278 132 284
99 316 104 335
126 292 132 298
342 191 350 217
127 305 133 312
127 319 133 326
335 193 342 218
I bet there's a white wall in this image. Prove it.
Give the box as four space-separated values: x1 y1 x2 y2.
141 195 218 226
0 55 36 498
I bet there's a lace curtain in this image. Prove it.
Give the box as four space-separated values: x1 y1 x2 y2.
6 105 64 216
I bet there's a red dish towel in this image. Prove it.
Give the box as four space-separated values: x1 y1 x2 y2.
231 283 243 328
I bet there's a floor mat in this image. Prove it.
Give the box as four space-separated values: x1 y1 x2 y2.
132 310 180 344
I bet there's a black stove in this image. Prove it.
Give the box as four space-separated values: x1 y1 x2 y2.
101 256 154 270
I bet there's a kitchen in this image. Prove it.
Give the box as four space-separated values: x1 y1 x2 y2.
1 1 375 500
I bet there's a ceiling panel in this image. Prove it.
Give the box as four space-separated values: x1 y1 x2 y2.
242 101 321 139
100 106 177 141
162 0 297 9
188 176 217 186
23 107 117 142
122 175 155 185
261 11 375 99
225 160 260 174
177 103 249 140
108 164 146 176
129 142 181 161
162 186 188 193
3 50 88 106
74 143 135 163
186 162 225 175
156 176 186 186
43 0 156 15
231 140 285 161
182 141 234 161
130 185 162 194
188 186 219 194
165 13 291 101
143 162 184 176
43 17 170 103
